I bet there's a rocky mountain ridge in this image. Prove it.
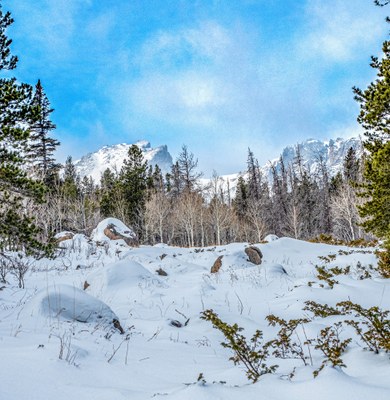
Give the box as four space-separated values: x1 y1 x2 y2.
74 137 362 185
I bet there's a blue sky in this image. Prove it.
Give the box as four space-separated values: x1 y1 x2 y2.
3 0 389 175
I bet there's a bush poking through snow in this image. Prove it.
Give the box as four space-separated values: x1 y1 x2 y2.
338 301 390 353
303 301 341 318
304 300 390 354
311 322 351 377
311 265 350 289
266 315 312 365
376 248 390 278
201 309 278 383
1 253 33 288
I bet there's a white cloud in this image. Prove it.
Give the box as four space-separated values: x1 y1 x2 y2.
301 0 386 63
85 11 115 40
136 21 232 70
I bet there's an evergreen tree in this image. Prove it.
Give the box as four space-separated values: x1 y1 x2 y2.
359 142 390 239
354 39 390 244
316 155 332 234
343 146 360 183
296 171 318 239
330 172 343 194
169 161 181 197
234 175 248 219
63 156 78 199
152 165 164 192
119 144 147 232
100 168 117 218
0 4 51 256
27 79 60 185
247 148 261 201
270 159 289 235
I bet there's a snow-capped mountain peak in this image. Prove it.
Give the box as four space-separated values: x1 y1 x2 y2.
74 141 173 183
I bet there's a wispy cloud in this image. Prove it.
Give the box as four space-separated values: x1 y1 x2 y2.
300 0 386 63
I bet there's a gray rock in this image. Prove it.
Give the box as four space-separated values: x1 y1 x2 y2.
245 246 263 265
211 255 223 273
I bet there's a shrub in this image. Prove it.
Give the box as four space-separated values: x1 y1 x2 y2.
337 301 390 353
376 248 390 278
312 322 351 377
266 315 311 365
309 234 345 245
201 309 278 383
303 301 341 318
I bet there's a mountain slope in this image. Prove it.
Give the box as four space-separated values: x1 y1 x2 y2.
200 136 363 198
74 137 362 187
74 141 173 182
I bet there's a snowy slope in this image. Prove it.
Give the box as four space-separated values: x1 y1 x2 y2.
74 140 173 182
0 233 389 400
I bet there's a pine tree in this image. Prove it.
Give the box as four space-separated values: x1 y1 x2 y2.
343 147 360 183
168 161 181 197
247 148 261 201
359 142 390 239
27 79 60 185
0 4 51 256
234 175 248 219
354 39 390 244
63 156 78 199
100 168 117 218
119 144 147 233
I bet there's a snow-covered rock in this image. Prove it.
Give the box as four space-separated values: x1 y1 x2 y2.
54 231 74 243
92 259 162 291
31 284 119 326
91 218 138 246
264 234 279 242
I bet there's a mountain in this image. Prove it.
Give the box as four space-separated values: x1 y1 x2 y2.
266 136 363 179
203 136 363 198
74 140 173 182
74 136 362 188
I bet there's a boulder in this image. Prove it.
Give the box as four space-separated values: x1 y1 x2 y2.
156 267 168 276
32 284 123 333
55 231 74 243
245 246 263 265
103 224 139 246
92 218 138 246
211 255 223 273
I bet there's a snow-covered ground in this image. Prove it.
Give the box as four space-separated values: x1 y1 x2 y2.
0 230 389 399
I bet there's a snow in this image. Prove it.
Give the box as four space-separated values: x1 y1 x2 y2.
264 234 279 242
74 141 173 182
26 284 118 325
0 233 389 399
91 217 137 242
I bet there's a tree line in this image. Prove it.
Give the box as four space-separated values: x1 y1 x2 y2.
34 139 367 248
